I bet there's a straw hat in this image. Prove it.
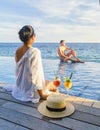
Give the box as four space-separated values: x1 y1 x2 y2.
38 94 75 118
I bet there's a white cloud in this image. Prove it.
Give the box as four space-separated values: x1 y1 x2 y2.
0 0 100 42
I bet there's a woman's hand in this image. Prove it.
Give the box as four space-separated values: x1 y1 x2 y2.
38 90 49 100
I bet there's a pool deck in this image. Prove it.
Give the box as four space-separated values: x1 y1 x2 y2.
0 86 100 130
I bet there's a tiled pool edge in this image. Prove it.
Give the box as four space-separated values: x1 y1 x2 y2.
0 85 100 109
61 94 100 109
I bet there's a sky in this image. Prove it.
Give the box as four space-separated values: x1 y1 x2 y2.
0 0 100 43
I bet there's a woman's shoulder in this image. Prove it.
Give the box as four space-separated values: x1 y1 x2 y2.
29 47 41 56
15 46 22 54
30 47 40 53
15 46 26 62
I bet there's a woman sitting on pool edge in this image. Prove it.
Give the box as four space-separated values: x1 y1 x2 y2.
12 25 57 103
58 40 84 63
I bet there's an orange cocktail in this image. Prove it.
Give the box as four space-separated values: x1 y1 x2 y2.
53 77 61 87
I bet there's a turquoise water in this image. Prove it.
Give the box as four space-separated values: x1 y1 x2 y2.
0 43 100 100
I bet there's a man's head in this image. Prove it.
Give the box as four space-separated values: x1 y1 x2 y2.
60 40 65 46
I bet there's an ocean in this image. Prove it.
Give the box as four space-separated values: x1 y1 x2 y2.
0 42 100 101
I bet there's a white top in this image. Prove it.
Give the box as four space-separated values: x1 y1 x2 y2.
12 47 46 103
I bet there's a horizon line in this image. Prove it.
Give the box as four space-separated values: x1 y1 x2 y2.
0 42 100 44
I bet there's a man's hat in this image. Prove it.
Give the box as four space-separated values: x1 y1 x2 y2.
38 94 75 118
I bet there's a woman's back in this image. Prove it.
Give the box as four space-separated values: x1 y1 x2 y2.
15 45 30 63
13 47 46 103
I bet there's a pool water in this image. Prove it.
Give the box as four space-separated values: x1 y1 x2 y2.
0 43 100 100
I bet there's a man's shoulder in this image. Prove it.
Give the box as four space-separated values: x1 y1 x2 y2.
59 46 66 50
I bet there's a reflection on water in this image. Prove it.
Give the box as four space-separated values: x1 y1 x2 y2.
0 55 100 100
56 61 100 101
57 61 78 81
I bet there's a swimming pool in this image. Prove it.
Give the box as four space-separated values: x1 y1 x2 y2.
0 43 100 101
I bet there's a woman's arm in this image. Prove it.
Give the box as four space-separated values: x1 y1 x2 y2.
38 80 57 100
38 90 49 100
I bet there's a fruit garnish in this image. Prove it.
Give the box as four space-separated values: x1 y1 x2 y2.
65 77 70 82
55 76 59 80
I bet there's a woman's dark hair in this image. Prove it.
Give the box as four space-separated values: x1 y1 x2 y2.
18 25 35 43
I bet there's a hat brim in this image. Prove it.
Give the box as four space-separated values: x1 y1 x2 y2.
38 101 75 118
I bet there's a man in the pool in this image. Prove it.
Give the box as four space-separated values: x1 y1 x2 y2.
58 40 84 63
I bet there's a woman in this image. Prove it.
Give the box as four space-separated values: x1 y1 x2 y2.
12 25 57 103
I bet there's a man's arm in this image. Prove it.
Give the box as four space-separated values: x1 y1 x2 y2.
66 46 73 51
58 47 67 58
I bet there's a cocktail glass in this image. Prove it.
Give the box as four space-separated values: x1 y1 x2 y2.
64 72 73 90
53 76 61 88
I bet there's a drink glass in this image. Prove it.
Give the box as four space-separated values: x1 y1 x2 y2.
53 77 61 87
63 73 73 91
64 79 72 90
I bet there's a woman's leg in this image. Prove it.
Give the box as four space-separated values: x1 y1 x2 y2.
45 80 58 92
